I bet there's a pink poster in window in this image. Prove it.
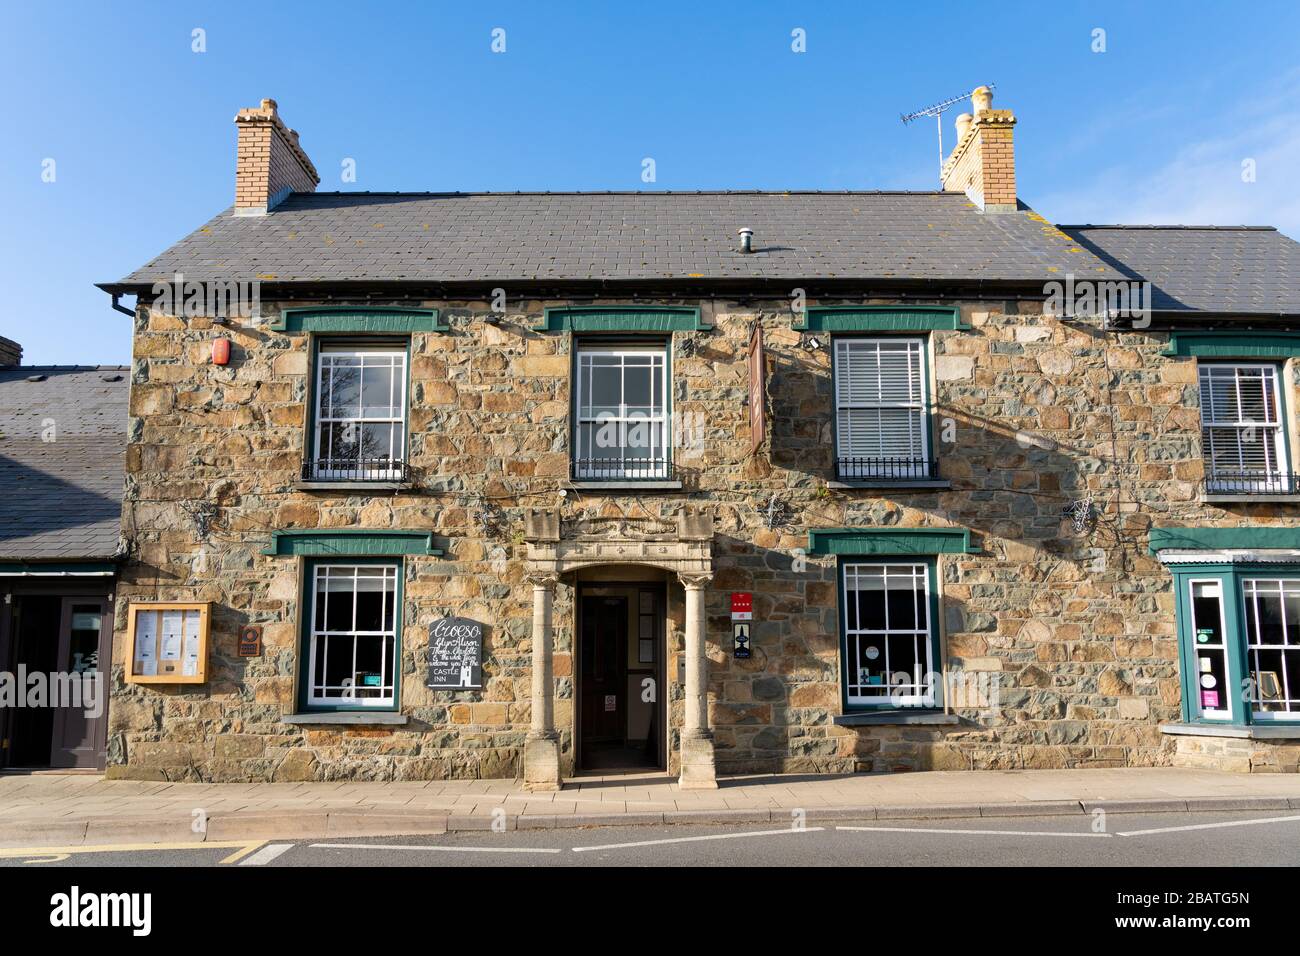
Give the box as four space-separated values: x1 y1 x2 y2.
1201 690 1220 708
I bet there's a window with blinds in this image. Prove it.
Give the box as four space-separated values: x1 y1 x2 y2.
834 338 930 479
1198 363 1290 493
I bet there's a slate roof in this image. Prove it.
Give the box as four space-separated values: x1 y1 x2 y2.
1059 225 1300 315
0 366 129 562
109 191 1122 287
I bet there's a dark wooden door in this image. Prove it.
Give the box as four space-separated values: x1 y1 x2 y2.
580 596 627 745
48 597 111 769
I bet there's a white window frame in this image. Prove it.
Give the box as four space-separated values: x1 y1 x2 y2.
833 337 930 479
1187 578 1233 721
1240 577 1300 720
306 563 399 709
573 343 669 479
842 561 936 708
1198 363 1289 493
312 344 408 480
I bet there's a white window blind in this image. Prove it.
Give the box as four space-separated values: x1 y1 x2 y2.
1198 364 1288 492
834 338 928 478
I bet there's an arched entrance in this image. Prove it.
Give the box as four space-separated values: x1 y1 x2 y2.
521 508 716 790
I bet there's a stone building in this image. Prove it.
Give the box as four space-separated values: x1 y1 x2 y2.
95 93 1300 785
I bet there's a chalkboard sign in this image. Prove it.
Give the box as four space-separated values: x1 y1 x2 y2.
426 617 484 690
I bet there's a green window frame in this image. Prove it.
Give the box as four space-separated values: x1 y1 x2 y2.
303 336 413 482
838 557 943 712
297 556 405 713
1169 561 1300 727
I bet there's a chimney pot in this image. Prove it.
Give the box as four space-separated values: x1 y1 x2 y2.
955 112 973 141
737 227 754 254
971 86 993 112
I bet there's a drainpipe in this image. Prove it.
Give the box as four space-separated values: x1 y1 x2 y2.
110 293 135 318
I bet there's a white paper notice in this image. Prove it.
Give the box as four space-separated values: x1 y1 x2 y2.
160 610 183 661
141 660 158 676
182 610 201 668
135 611 158 669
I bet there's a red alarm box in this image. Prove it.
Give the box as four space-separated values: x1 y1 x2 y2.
212 338 231 365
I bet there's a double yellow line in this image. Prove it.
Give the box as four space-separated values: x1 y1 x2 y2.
0 840 269 865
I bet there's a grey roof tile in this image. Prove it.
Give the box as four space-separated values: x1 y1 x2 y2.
0 367 129 561
1060 225 1300 314
112 191 1121 287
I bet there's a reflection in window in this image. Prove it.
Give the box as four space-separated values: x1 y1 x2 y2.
307 563 399 708
843 562 934 707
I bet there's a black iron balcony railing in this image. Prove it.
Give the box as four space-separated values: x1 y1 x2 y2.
301 457 410 482
571 457 673 481
836 456 939 481
1204 471 1298 495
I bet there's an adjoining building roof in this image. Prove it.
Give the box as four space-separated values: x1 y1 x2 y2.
107 190 1121 288
0 366 129 562
1059 225 1300 315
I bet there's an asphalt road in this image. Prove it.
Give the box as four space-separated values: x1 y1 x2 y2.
2 810 1298 867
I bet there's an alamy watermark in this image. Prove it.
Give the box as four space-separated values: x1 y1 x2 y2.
1044 273 1151 328
0 667 104 718
151 271 261 319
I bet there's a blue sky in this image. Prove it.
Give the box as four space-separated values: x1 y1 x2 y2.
3 0 1299 365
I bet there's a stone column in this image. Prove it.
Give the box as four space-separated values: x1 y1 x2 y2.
523 572 561 791
677 571 717 789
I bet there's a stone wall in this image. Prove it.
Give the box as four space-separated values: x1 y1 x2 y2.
108 297 1300 781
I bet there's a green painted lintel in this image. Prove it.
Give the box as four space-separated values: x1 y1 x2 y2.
263 530 443 557
535 305 708 333
272 307 447 333
1161 332 1300 359
794 306 968 333
807 527 978 556
1148 526 1300 555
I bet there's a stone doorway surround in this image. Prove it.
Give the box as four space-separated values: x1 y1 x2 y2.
522 507 715 791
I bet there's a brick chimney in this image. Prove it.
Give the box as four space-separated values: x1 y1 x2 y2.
940 86 1017 212
233 98 320 216
0 336 21 367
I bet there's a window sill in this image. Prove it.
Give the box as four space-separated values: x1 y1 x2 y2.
828 479 951 491
1160 722 1300 740
1201 493 1300 504
281 712 409 726
294 481 413 492
567 480 685 492
833 711 962 727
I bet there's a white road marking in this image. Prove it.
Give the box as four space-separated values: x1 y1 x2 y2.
572 826 824 852
836 825 1112 838
238 843 296 866
310 842 562 855
1116 813 1300 837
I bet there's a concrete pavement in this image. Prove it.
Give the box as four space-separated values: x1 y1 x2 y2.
2 767 1299 849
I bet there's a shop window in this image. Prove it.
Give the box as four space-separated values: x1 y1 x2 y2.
302 561 401 710
840 560 940 709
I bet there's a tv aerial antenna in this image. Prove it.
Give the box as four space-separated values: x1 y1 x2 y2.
901 83 995 185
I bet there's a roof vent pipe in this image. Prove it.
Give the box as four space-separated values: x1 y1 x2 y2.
737 227 754 254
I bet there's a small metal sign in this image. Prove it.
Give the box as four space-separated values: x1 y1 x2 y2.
604 694 617 712
426 617 485 690
236 625 263 658
731 592 753 621
733 622 751 659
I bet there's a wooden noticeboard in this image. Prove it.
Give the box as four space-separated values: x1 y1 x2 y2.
125 602 212 684
426 617 484 690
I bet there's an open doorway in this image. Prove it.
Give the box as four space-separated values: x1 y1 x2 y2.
1 593 110 770
576 581 666 772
